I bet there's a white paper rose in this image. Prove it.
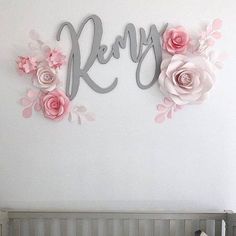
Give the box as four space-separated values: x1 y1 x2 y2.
158 54 215 105
33 66 57 91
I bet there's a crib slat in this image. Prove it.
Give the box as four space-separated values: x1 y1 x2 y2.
206 220 215 236
138 219 145 236
113 219 123 236
184 220 192 236
159 220 170 236
215 220 222 236
192 220 200 235
170 220 175 236
154 220 160 236
105 219 113 236
13 220 21 236
29 219 35 236
97 219 105 236
123 219 129 236
200 220 207 232
60 219 67 236
76 219 83 236
91 219 98 236
129 219 138 236
44 219 51 236
175 220 185 236
145 219 154 236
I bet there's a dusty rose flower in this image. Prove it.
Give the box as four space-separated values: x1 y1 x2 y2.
33 66 57 91
46 49 66 69
163 27 190 54
17 56 37 74
159 54 215 105
40 89 70 121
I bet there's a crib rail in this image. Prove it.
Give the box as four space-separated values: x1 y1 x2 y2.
0 210 235 236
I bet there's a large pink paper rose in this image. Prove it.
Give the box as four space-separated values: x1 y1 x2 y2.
33 66 58 91
40 89 70 121
17 56 37 74
159 54 215 105
163 27 190 54
46 49 66 69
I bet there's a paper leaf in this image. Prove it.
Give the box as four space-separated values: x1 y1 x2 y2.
84 113 95 121
77 106 87 112
212 19 222 30
20 97 32 106
207 38 215 46
22 106 32 118
164 97 174 106
167 109 173 119
211 31 222 39
27 89 37 98
77 115 82 125
34 102 41 112
157 104 166 112
155 113 166 123
68 112 73 122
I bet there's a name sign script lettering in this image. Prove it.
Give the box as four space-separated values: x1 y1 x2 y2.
57 15 167 101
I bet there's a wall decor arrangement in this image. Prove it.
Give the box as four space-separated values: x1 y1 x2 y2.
16 15 225 124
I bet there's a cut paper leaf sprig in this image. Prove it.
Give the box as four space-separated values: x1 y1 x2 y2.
155 19 225 124
17 30 95 124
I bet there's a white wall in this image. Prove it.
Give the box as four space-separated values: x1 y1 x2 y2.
0 0 236 211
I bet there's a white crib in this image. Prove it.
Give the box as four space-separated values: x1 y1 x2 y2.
1 210 236 236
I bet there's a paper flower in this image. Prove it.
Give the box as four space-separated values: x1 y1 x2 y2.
33 66 58 91
17 56 37 74
17 31 94 124
46 49 66 69
40 89 70 121
158 54 215 105
163 27 190 54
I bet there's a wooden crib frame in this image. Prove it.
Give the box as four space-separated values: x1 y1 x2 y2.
1 210 236 236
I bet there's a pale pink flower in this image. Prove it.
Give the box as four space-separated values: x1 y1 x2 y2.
46 49 66 69
17 56 37 74
159 54 215 105
40 89 70 121
33 66 57 91
163 27 190 54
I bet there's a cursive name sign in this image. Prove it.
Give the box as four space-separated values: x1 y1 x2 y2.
56 15 167 101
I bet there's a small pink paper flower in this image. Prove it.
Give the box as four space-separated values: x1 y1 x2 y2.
46 49 66 69
33 66 58 91
17 56 37 74
163 27 190 54
40 89 70 121
159 54 215 105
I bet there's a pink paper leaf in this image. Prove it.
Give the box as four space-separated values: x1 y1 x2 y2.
164 97 174 106
20 97 32 106
27 89 38 98
167 109 173 119
211 31 222 39
22 106 32 118
155 113 166 124
85 113 95 121
175 104 183 110
212 19 222 30
157 104 166 112
206 24 212 34
207 38 215 46
34 102 41 112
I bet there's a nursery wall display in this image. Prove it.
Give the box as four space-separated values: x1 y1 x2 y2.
2 0 236 213
17 15 224 124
